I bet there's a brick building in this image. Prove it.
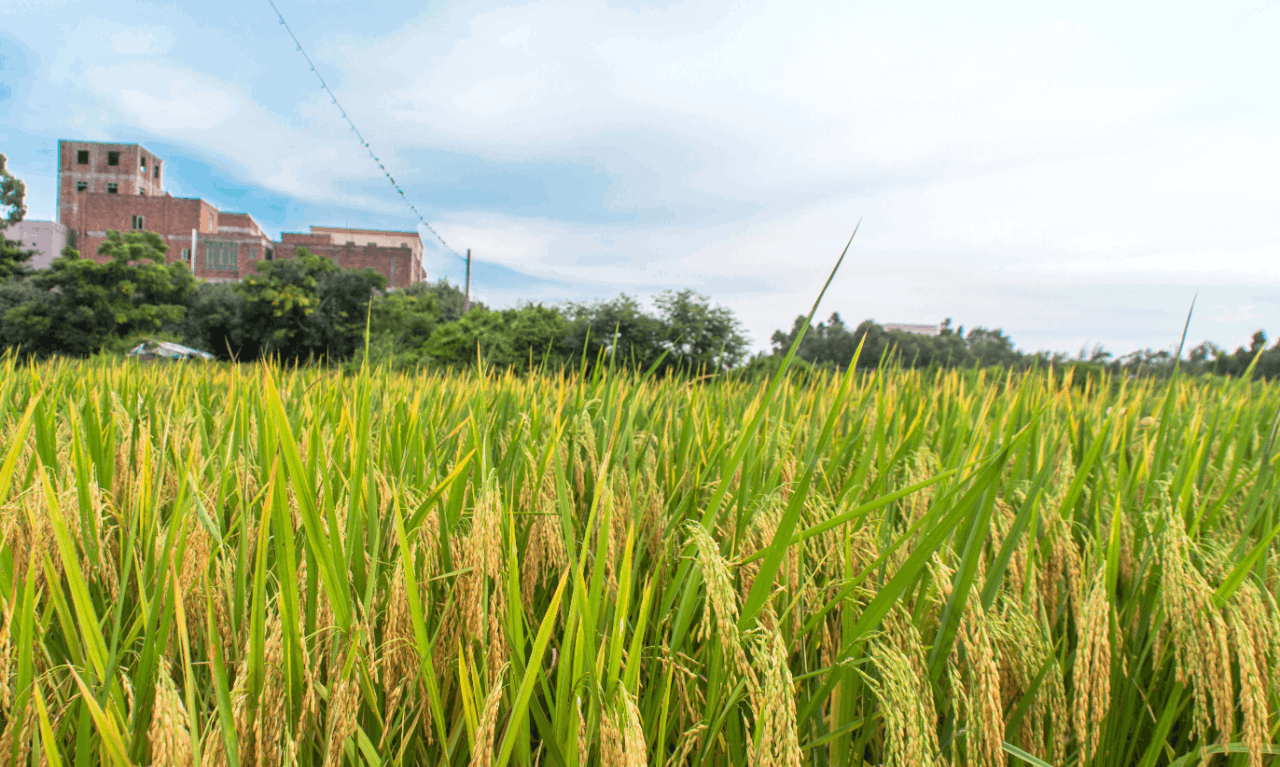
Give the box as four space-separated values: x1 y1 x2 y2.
55 140 425 286
279 226 424 289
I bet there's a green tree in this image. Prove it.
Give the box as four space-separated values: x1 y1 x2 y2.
361 283 442 369
424 304 569 370
563 293 665 370
0 153 34 281
0 153 26 232
1 231 196 357
416 278 487 323
0 235 36 282
653 289 748 373
313 266 389 359
235 247 386 361
179 282 247 359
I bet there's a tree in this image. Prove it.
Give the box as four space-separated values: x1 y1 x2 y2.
417 278 487 323
563 294 665 370
424 304 569 370
0 154 34 282
1 231 196 357
965 327 1019 367
313 266 389 359
0 235 36 282
653 289 749 373
362 283 442 369
0 153 26 232
234 247 386 361
179 282 247 358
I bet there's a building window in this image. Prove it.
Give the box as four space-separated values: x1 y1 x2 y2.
107 183 118 194
76 181 88 192
265 247 274 261
77 150 89 165
140 156 146 169
344 241 355 246
107 151 120 166
204 241 238 271
181 248 191 261
400 242 408 248
246 247 258 262
131 215 145 230
154 163 161 179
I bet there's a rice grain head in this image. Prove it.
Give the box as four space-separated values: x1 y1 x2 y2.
149 670 194 767
1071 571 1111 765
469 664 508 767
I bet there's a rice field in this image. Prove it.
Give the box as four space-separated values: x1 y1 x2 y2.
0 354 1277 767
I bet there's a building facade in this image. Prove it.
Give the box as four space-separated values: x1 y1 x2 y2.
279 226 424 289
884 323 941 337
54 140 425 286
5 220 69 270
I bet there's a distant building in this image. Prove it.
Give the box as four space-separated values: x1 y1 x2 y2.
5 220 68 269
54 140 426 286
279 226 424 289
56 140 271 281
884 323 941 337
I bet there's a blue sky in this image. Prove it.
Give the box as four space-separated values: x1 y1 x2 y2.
3 0 1280 355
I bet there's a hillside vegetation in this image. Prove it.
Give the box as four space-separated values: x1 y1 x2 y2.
0 356 1277 766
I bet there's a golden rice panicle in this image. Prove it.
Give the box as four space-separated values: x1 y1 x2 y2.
1039 508 1083 628
958 603 1006 767
325 670 361 767
253 608 288 767
996 600 1066 765
460 476 505 647
415 503 442 582
1154 500 1234 749
576 694 591 765
520 509 567 612
469 665 507 767
0 695 35 767
1071 571 1112 765
149 670 194 767
486 587 510 683
638 449 665 559
1227 582 1274 767
599 696 625 767
737 493 785 603
866 608 939 767
903 447 938 523
748 610 802 767
685 522 755 688
381 559 418 726
0 586 12 712
621 688 647 767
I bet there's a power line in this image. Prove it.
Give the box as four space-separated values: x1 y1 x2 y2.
265 0 461 261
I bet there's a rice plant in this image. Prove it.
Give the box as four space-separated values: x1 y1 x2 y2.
0 351 1277 766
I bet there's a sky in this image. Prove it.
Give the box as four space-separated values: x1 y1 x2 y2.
3 0 1279 356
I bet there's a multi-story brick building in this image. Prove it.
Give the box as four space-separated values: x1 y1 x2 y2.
56 140 271 281
279 226 424 289
55 140 426 286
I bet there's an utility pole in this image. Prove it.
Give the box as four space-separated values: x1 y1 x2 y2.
463 248 471 314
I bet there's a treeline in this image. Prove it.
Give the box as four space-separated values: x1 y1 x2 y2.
0 230 750 373
4 225 1280 380
767 312 1280 380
